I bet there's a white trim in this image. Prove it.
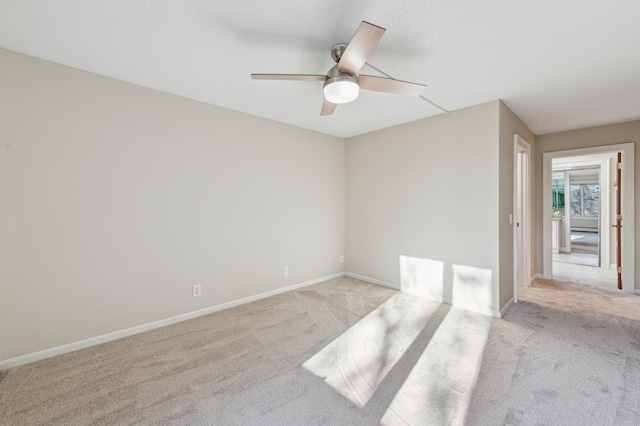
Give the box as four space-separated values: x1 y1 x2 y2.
543 143 634 294
610 264 617 270
635 289 640 295
500 298 514 318
0 272 345 371
543 154 552 277
563 170 571 253
513 136 519 302
344 271 399 290
531 273 542 283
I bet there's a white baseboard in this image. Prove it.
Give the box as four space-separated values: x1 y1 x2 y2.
0 272 345 371
499 298 514 318
344 271 400 290
635 289 640 296
530 273 542 283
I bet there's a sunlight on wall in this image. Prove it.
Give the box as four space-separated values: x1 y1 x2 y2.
451 264 493 316
303 292 442 407
399 255 444 302
382 308 491 425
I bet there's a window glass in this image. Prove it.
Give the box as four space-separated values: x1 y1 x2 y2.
583 184 599 217
570 185 581 216
570 183 599 217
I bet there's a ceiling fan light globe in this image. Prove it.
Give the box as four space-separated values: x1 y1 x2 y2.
323 80 359 104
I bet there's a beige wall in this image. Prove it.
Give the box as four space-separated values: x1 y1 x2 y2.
346 101 503 315
535 120 640 289
498 102 536 307
0 49 346 361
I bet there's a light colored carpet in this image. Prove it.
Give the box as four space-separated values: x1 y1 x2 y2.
1 276 639 425
468 279 640 425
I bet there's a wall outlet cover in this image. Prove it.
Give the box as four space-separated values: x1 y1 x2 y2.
192 284 202 297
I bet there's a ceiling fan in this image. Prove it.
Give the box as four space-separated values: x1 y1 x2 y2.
251 21 427 116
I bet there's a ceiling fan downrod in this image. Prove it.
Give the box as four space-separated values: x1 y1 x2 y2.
330 43 348 64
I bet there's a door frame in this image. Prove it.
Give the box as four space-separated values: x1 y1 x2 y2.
513 134 531 303
542 143 635 293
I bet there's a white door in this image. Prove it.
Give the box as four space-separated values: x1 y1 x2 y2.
514 135 531 304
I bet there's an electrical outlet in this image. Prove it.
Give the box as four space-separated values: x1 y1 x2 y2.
339 255 345 264
283 266 289 276
192 284 202 297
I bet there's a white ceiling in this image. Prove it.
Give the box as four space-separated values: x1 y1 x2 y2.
2 1 640 138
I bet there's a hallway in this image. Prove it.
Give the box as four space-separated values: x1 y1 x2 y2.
552 260 617 291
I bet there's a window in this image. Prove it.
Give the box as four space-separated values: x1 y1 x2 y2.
570 184 599 217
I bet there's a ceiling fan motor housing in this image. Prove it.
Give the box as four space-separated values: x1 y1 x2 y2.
323 65 359 104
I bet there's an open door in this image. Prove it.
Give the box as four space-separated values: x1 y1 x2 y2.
616 152 622 289
513 135 531 304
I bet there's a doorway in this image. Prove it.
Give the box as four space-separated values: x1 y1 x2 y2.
551 161 612 286
542 143 635 293
551 166 604 268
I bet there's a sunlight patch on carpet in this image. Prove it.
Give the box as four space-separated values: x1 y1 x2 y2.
303 292 441 407
382 308 491 425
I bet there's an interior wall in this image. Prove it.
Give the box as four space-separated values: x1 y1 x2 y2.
535 120 640 290
0 49 346 361
346 101 502 314
498 102 536 307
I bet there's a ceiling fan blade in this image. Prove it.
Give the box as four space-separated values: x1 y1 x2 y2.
359 75 426 96
251 74 326 81
320 99 337 116
337 21 386 75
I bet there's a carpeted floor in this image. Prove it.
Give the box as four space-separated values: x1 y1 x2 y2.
468 279 640 425
1 276 639 425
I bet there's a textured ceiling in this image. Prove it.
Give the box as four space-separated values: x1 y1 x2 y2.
2 1 640 138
